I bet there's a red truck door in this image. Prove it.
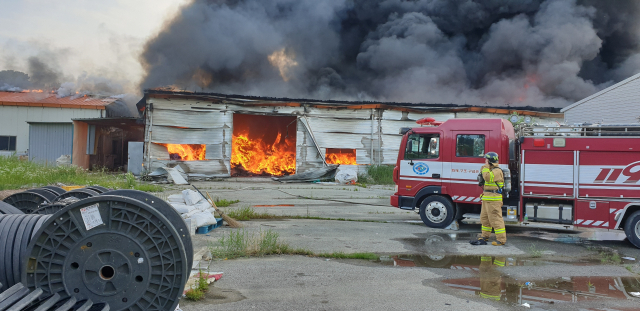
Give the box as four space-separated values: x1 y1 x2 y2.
398 132 444 192
446 131 489 204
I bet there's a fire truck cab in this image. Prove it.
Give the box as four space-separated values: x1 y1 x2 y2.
391 118 640 248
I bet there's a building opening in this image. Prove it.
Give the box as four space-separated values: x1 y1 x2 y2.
159 144 207 161
231 114 297 176
325 148 357 165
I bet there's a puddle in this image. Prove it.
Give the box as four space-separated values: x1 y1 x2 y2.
375 254 640 307
443 274 640 307
377 254 597 269
513 230 627 243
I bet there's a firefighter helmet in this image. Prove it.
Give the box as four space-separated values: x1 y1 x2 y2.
484 152 499 164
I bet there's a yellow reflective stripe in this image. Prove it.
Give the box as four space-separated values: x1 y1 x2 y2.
482 197 502 201
496 182 504 186
481 226 492 231
489 171 494 183
481 256 492 261
494 228 506 234
484 182 498 186
480 293 500 300
494 261 505 267
482 168 490 172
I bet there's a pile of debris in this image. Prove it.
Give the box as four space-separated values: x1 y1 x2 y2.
0 188 192 311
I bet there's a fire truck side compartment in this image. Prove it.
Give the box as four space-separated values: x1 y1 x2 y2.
525 203 573 224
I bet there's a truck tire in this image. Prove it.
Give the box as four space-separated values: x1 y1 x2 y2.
624 210 640 249
419 195 454 229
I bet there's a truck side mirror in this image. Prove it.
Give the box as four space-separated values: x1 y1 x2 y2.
407 140 413 152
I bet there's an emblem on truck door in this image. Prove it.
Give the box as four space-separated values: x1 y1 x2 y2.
413 162 430 175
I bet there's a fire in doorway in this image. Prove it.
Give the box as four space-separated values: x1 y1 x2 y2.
231 114 297 176
325 148 356 165
160 144 206 161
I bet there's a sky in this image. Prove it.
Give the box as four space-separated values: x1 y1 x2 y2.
0 0 190 94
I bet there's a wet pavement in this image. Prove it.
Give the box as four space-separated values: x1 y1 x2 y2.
166 181 640 310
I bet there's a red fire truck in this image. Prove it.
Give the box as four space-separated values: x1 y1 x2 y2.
390 118 640 248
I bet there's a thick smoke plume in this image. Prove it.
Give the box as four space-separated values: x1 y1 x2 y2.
140 0 640 107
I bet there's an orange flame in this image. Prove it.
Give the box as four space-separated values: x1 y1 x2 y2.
231 133 295 176
325 149 357 165
20 89 44 93
160 144 206 161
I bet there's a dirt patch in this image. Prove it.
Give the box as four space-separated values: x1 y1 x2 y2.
181 287 245 306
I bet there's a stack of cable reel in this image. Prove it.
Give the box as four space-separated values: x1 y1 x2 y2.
0 188 193 311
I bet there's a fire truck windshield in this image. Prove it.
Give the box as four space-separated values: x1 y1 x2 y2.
405 134 439 159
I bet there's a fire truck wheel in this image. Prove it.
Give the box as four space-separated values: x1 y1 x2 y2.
419 196 454 229
623 210 640 249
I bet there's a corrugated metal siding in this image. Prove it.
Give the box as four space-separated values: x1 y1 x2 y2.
28 123 73 164
564 77 640 124
146 102 232 176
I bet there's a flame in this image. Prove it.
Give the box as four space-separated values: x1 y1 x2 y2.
160 144 206 161
20 89 44 93
231 133 295 176
325 149 357 165
268 48 298 82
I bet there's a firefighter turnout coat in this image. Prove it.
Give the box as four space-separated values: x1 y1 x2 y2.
480 164 506 243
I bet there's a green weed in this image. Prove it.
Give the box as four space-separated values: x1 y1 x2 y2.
358 165 395 185
528 244 544 258
600 252 622 264
184 270 209 301
214 198 240 207
210 228 301 259
316 252 379 260
0 155 163 191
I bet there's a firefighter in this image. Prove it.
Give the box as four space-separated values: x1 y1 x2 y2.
470 152 506 246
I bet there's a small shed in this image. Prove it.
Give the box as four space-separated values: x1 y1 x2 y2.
562 72 640 124
0 91 136 164
141 90 563 178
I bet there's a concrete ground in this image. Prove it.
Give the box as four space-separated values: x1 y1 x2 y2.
170 180 640 311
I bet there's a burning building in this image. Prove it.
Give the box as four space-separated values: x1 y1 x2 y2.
139 89 563 178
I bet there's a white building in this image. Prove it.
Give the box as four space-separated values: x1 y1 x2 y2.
562 73 640 124
0 91 127 163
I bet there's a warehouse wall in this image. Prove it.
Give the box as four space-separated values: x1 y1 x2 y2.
0 106 102 156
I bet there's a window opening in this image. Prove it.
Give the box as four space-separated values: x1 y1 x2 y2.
0 136 16 151
456 134 485 157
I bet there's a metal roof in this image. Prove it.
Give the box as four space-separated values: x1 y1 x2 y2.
144 89 563 118
0 91 117 110
561 72 640 112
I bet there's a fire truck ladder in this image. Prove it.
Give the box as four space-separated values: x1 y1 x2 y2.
520 124 640 138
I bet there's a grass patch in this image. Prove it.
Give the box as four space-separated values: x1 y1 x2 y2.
358 165 395 185
0 155 163 191
209 229 379 261
210 228 307 259
226 206 278 220
528 244 545 258
214 198 240 207
316 252 379 260
600 252 622 264
226 206 384 223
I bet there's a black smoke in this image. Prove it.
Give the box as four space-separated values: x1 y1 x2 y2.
140 0 640 107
